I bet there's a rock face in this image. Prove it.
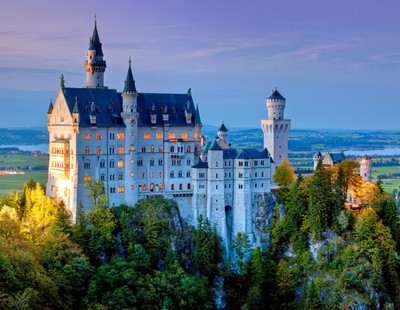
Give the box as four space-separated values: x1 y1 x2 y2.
253 192 277 251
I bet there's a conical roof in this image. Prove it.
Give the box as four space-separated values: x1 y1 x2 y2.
267 89 285 100
218 123 228 132
47 99 53 114
88 20 104 56
123 59 137 93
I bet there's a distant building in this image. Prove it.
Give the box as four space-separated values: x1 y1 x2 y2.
46 20 288 248
360 155 372 182
313 151 346 170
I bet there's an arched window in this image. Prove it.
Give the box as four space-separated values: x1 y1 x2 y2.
170 146 175 153
186 145 191 152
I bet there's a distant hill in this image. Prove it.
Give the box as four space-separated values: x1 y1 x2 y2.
0 128 48 145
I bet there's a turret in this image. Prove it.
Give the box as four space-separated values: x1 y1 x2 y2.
313 151 323 171
217 123 228 143
89 102 96 125
72 96 80 125
47 99 53 124
84 19 107 88
266 88 286 120
121 58 138 119
360 155 372 182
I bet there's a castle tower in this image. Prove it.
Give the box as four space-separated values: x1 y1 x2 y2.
217 123 228 143
84 19 107 88
121 59 139 204
194 104 203 161
261 88 291 172
313 151 323 171
360 155 372 182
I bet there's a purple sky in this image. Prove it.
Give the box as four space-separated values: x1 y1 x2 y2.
0 0 399 130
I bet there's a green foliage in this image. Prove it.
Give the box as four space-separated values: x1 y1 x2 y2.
232 232 251 272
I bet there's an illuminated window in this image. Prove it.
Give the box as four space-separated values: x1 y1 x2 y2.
158 146 163 152
194 132 199 139
117 147 124 154
117 160 124 168
68 134 72 140
96 148 101 155
144 133 151 140
150 146 155 153
117 133 125 140
168 133 175 139
130 172 134 177
129 145 135 151
156 133 163 140
84 147 90 155
150 183 155 192
141 184 146 190
118 186 125 193
180 133 187 139
84 174 91 182
84 133 91 140
131 159 134 164
96 133 102 140
159 183 163 190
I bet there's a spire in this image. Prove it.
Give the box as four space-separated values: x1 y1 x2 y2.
218 123 228 132
73 97 79 113
47 99 53 114
194 104 202 125
267 88 285 100
123 57 137 93
88 17 103 56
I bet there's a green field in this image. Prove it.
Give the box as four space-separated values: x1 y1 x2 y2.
0 154 48 169
0 171 47 196
371 165 400 193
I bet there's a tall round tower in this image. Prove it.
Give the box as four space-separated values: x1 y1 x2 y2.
84 19 107 88
261 88 291 172
360 155 372 182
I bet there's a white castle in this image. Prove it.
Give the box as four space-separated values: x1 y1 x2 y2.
46 21 291 248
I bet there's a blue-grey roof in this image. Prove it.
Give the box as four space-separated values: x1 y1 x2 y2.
329 152 346 164
88 21 103 56
47 100 53 114
62 87 124 127
218 123 228 132
136 93 196 127
268 89 285 100
194 104 201 125
192 160 208 169
223 148 269 160
209 139 223 151
123 60 137 93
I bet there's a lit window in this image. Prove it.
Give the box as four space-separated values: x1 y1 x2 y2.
169 133 175 139
156 133 163 140
150 146 155 153
96 133 102 140
141 184 146 191
84 133 91 140
84 147 90 155
131 159 134 164
130 172 134 177
96 148 101 155
118 186 125 193
117 147 124 154
84 174 91 182
180 133 187 139
150 183 155 192
118 160 124 168
117 133 125 140
144 133 151 140
129 145 135 151
159 183 163 190
158 146 163 152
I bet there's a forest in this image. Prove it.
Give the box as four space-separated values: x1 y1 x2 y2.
0 159 399 309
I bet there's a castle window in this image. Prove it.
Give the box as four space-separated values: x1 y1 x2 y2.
131 185 135 190
131 159 134 164
158 146 163 152
117 160 124 168
100 174 105 181
178 171 183 178
118 174 123 180
96 133 102 140
100 160 106 168
170 171 175 178
156 133 163 140
159 183 163 190
180 133 187 140
110 160 115 168
239 184 243 189
150 146 155 153
84 174 91 182
118 186 125 193
179 184 183 190
171 184 175 190
109 107 114 113
187 159 191 166
261 160 265 166
245 161 249 167
187 183 191 190
150 159 155 166
110 133 115 140
159 172 163 177
254 160 258 166
131 172 134 177
117 147 124 154
138 159 143 166
239 161 243 167
110 187 116 193
142 172 145 178
141 184 147 191
84 133 91 140
216 185 218 190
239 173 243 178
255 183 257 188
169 133 175 139
84 161 91 169
144 133 151 140
110 174 115 180
216 173 218 179
186 171 191 177
170 146 175 153
255 172 258 177
84 147 90 155
199 172 205 178
142 147 146 153
150 184 155 192
158 159 163 166
96 147 101 155
261 172 264 177
117 133 125 140
129 144 135 151
261 183 264 188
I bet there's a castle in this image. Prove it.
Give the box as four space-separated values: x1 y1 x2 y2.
46 21 290 248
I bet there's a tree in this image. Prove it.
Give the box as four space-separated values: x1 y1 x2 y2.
84 179 107 209
273 158 296 188
232 232 251 272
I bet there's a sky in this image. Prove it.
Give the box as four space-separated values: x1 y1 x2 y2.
0 0 399 130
